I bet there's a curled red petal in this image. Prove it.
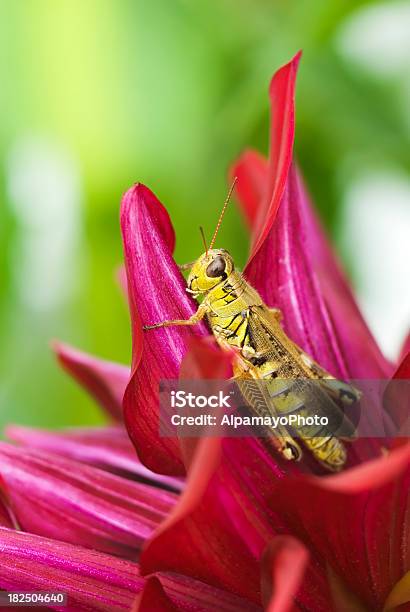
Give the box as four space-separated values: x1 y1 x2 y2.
121 184 208 475
135 574 261 612
53 341 128 421
0 443 177 558
233 57 390 384
135 577 177 612
140 436 261 603
142 433 328 608
247 51 301 264
5 424 183 491
0 527 144 610
160 574 262 612
269 444 410 610
261 536 309 612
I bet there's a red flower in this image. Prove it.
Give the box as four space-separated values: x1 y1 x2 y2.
0 52 409 611
119 50 410 610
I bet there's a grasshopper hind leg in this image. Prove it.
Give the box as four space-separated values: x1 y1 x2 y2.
262 432 303 463
234 372 303 463
302 436 347 472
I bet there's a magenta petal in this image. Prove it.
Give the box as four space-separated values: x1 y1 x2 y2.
261 536 309 612
54 342 129 421
269 444 410 610
248 51 302 263
235 156 391 461
239 158 391 460
0 526 144 610
231 55 390 381
0 443 177 558
120 183 208 475
6 424 183 491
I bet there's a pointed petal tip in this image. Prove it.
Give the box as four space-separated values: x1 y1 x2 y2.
51 340 129 420
233 51 303 235
0 442 177 558
292 49 303 67
4 424 23 441
134 574 261 612
50 338 69 364
133 577 176 612
120 181 176 277
248 54 301 264
51 338 77 361
262 536 309 612
268 50 302 97
5 424 184 491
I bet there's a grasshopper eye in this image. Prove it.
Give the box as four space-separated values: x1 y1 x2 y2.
206 256 226 278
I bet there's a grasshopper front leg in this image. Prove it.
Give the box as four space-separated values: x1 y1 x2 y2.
143 303 208 331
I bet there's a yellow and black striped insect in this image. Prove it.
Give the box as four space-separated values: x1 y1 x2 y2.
144 180 360 471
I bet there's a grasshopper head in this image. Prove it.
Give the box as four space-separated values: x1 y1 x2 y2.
187 249 234 296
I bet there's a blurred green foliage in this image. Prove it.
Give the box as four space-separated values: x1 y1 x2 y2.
0 0 408 430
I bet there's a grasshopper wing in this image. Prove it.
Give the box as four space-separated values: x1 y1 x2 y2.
234 374 303 461
248 306 358 440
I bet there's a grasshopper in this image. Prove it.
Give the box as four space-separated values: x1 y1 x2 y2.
144 179 359 471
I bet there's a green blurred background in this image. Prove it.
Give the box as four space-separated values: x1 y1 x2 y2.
1 0 409 430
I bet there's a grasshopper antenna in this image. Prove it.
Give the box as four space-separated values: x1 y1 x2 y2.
199 226 208 256
209 176 237 250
